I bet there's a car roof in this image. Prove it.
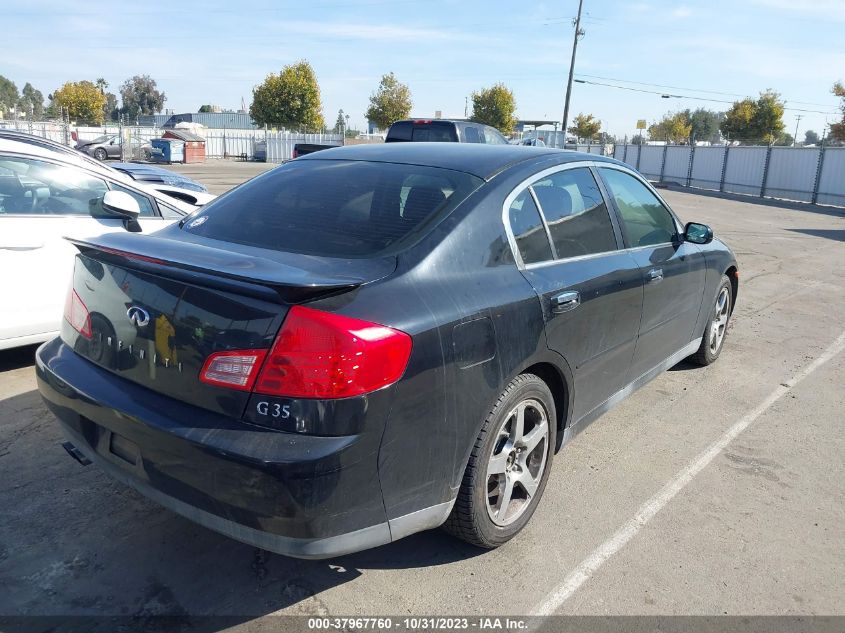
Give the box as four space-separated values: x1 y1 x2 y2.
297 143 618 180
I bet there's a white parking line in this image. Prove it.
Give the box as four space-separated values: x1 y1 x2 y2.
532 329 845 616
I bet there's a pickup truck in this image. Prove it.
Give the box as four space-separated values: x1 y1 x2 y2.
386 119 509 144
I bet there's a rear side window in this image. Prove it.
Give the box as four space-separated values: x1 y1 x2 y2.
531 168 617 258
508 190 553 265
183 160 482 257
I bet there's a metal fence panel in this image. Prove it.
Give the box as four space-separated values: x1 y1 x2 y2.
637 145 663 179
765 147 819 202
816 148 845 207
663 146 692 182
723 146 767 195
613 144 626 161
688 146 724 190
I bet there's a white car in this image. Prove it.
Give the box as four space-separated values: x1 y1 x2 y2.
0 132 214 350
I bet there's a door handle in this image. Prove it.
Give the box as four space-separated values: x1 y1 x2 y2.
647 268 664 284
551 290 580 313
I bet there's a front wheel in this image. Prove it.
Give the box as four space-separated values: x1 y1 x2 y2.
689 274 733 366
443 373 556 548
93 148 107 161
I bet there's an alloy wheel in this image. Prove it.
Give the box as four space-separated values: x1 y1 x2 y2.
485 398 549 527
709 286 730 354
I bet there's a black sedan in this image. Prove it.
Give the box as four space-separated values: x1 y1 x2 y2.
36 144 738 558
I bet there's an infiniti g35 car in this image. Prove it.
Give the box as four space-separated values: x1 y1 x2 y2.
36 144 738 558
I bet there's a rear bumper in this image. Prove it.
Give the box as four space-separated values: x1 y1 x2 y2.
36 337 399 558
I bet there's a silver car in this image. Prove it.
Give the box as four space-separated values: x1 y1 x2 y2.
76 134 152 161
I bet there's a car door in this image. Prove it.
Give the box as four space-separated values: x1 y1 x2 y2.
597 166 707 379
505 164 644 423
0 154 170 347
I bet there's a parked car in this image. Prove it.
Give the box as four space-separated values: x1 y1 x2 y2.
512 137 546 147
386 119 509 144
75 134 152 161
292 142 341 158
37 144 738 558
0 131 211 351
110 163 215 207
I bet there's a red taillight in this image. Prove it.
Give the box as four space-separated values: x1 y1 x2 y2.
253 305 412 399
200 350 267 391
64 289 92 339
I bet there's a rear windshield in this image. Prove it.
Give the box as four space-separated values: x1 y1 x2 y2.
182 159 483 257
386 121 458 142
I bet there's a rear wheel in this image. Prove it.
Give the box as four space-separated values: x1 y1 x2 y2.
689 274 732 366
443 374 556 548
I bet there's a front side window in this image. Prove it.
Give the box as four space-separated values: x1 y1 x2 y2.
183 159 482 258
0 155 109 216
508 189 553 265
599 168 677 247
482 126 508 144
530 168 617 258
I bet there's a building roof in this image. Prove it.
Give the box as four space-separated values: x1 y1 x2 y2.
162 129 206 142
163 112 257 129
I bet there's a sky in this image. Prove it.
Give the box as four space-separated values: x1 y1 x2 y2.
3 0 843 139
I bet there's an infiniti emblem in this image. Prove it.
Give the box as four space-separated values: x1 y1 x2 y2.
126 306 150 327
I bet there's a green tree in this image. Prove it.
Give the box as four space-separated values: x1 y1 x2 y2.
51 81 107 125
119 74 166 120
334 109 345 133
250 61 325 131
774 132 794 146
631 134 645 145
18 82 44 118
365 72 412 130
804 130 820 145
648 111 692 143
0 75 19 115
198 104 213 113
720 90 785 144
831 82 845 142
105 93 119 121
684 108 723 143
470 83 517 134
567 113 601 141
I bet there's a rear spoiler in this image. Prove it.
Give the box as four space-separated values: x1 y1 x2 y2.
66 233 379 304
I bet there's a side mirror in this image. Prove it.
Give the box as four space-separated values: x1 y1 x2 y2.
684 222 713 245
102 190 140 220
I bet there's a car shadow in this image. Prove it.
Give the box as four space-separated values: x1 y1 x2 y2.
0 343 39 372
786 228 845 242
0 388 485 627
668 358 701 372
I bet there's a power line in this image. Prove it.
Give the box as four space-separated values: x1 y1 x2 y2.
573 78 838 115
575 73 838 108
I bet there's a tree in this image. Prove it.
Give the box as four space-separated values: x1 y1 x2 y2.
648 111 692 143
684 108 723 143
334 109 346 133
804 130 820 145
831 82 845 142
631 134 645 145
774 132 793 146
567 113 601 141
119 74 166 120
51 81 107 125
365 72 412 130
18 82 44 118
249 60 325 131
470 83 517 134
105 93 119 121
720 90 785 144
0 75 19 115
198 104 213 113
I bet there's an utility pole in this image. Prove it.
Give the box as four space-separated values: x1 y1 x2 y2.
793 114 802 147
561 0 585 147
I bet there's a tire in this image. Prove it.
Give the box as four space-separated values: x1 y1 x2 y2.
689 274 733 366
93 148 107 161
443 373 556 548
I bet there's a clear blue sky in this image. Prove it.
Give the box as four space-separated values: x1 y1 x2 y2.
4 0 843 138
